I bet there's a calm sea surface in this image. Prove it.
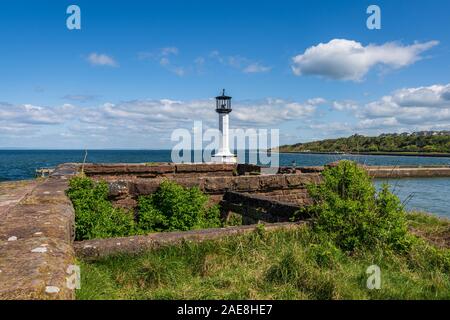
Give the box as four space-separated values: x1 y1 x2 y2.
373 178 450 218
1 150 450 217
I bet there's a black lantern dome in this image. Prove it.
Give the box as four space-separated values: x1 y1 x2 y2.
215 89 232 114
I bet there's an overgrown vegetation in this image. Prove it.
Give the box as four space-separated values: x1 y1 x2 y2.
67 177 222 240
278 132 450 153
138 180 221 232
77 215 450 300
78 161 450 300
67 176 135 240
303 160 411 252
407 211 450 248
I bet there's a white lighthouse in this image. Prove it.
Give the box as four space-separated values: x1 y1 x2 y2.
211 89 237 164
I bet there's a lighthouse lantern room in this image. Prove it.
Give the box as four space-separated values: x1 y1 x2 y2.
211 89 237 164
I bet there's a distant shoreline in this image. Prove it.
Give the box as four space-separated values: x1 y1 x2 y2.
274 151 450 158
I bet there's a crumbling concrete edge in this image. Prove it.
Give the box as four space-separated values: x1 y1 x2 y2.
0 163 79 300
74 221 307 261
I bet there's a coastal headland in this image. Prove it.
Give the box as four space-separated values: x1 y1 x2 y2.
276 131 450 156
277 151 450 158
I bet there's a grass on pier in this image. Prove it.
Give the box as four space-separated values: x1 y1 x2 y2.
76 161 450 300
77 212 450 300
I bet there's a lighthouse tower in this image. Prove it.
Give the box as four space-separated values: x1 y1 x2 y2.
211 89 237 164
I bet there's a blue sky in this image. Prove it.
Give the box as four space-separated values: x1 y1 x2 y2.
1 0 449 149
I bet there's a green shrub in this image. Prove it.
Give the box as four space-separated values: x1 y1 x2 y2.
66 176 136 240
68 177 223 240
305 160 410 252
137 180 222 232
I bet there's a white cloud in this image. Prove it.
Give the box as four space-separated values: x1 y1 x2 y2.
243 63 271 73
332 100 358 111
96 97 319 128
0 123 35 135
301 83 450 138
160 47 179 56
210 51 271 74
391 84 450 107
6 84 450 148
291 39 438 81
138 47 179 61
139 47 186 76
307 98 327 105
0 102 74 125
233 99 317 125
159 57 170 66
358 83 450 129
357 117 400 129
0 96 324 147
87 53 118 67
138 48 270 76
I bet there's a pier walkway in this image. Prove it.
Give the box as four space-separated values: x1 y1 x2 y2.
0 180 38 217
0 173 76 300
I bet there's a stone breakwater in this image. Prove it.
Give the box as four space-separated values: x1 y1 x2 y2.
81 162 450 179
1 162 450 299
0 164 78 300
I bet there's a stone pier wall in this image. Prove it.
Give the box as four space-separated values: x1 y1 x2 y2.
221 191 309 224
82 163 259 180
107 173 321 209
296 165 450 178
244 188 312 206
367 166 450 178
0 164 78 299
91 163 450 212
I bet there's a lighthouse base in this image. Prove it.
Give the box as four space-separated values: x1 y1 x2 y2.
211 154 237 164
